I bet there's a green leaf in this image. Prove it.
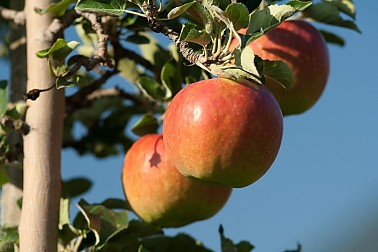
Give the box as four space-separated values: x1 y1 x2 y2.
56 75 80 89
188 2 215 36
75 0 126 16
131 114 159 136
0 166 10 187
319 29 345 46
284 243 302 252
5 102 28 120
77 199 129 247
126 34 150 44
62 177 93 198
59 224 81 247
139 33 171 70
167 1 196 19
36 38 79 63
180 23 211 46
240 46 260 78
37 0 76 16
219 225 254 252
99 198 129 210
263 59 293 90
325 0 355 19
136 76 165 100
0 80 7 117
118 58 141 83
236 241 255 252
246 0 312 42
141 233 213 252
0 227 19 251
161 60 183 98
59 197 71 228
225 3 249 30
96 220 163 252
302 2 360 32
237 0 262 12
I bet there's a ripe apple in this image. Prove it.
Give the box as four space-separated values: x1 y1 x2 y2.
233 20 330 115
163 78 283 188
122 134 232 228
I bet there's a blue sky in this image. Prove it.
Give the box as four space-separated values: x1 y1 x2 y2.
1 1 378 251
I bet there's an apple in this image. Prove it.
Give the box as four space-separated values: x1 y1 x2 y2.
163 78 283 188
122 134 232 228
233 20 330 115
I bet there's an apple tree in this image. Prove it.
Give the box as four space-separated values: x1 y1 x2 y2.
0 0 359 251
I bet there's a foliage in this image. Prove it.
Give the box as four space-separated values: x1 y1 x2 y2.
0 0 359 251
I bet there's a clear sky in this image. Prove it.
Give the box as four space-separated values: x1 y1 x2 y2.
1 1 378 251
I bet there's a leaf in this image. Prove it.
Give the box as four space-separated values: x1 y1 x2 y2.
139 33 171 70
62 177 93 198
75 0 126 16
0 227 19 251
246 0 312 42
118 58 141 83
180 23 212 46
0 166 10 187
225 3 249 30
56 75 83 89
96 220 163 252
167 1 196 19
59 197 71 229
161 60 183 98
219 225 254 252
0 80 7 117
77 199 129 247
284 243 302 252
240 46 260 78
319 29 345 46
5 102 28 120
36 38 80 63
302 2 360 32
237 0 262 12
141 233 213 252
59 224 81 247
188 2 215 36
263 59 293 90
136 76 165 100
99 198 129 210
325 0 355 19
131 114 159 136
37 0 76 16
126 34 150 44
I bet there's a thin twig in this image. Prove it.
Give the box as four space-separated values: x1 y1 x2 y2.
65 70 118 113
0 6 25 25
77 10 113 67
44 8 80 43
87 87 148 106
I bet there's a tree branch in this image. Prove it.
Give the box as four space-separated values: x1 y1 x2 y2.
76 10 113 68
44 8 80 43
65 70 118 114
141 3 209 65
0 6 25 25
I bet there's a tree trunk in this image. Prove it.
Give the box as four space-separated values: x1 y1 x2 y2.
1 0 26 228
18 0 64 251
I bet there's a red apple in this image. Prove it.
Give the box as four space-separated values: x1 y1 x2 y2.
122 134 232 228
233 20 330 115
163 78 283 188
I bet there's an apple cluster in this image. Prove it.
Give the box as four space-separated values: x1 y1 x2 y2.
121 20 330 228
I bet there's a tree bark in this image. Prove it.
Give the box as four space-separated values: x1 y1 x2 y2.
1 0 26 228
19 0 64 251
